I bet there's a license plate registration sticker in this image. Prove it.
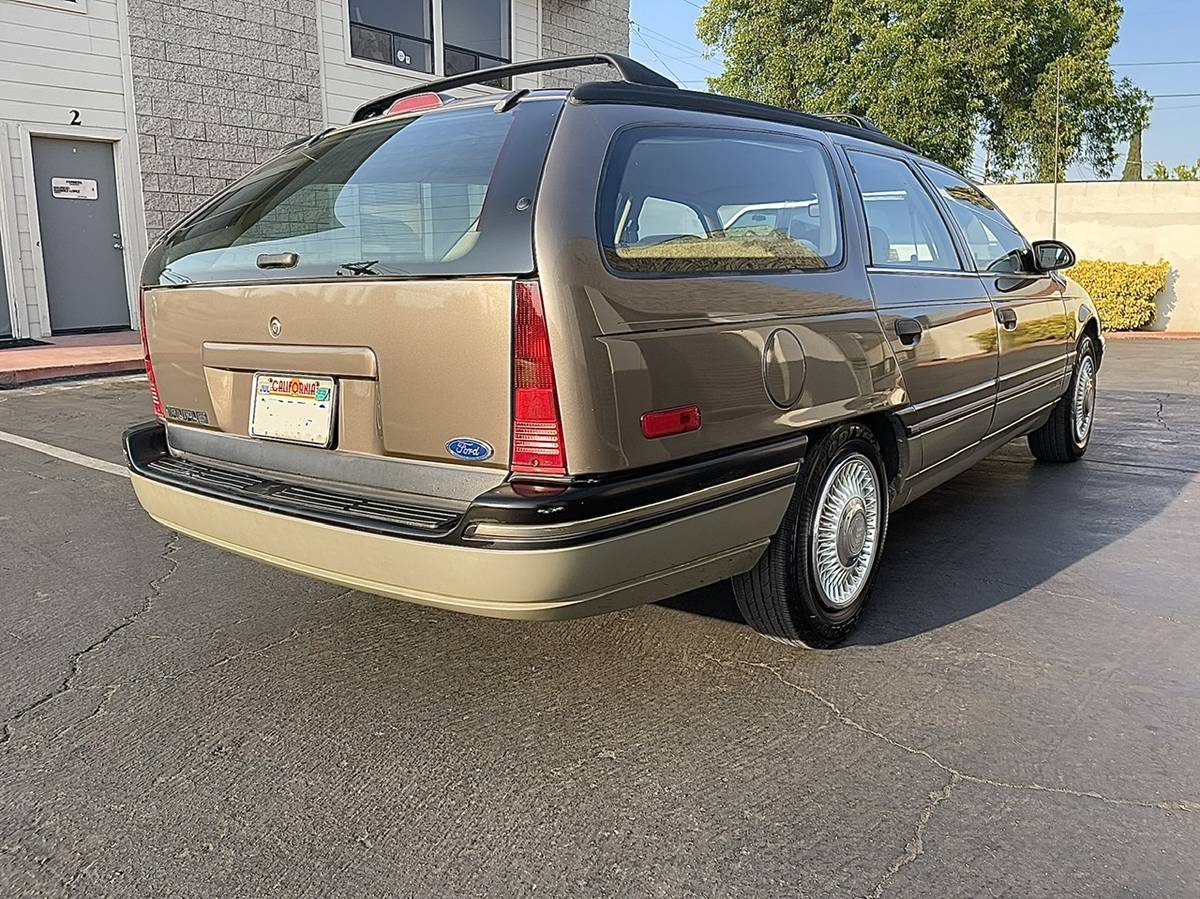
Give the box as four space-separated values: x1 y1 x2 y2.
249 373 336 446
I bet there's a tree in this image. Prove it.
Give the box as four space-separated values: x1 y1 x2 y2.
1122 127 1143 180
1148 159 1200 180
696 0 1152 181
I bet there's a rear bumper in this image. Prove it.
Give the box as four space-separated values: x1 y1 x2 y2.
125 422 802 619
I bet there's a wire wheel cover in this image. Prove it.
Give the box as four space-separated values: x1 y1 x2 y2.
811 454 881 608
1073 353 1096 444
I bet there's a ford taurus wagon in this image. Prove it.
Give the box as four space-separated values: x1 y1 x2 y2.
124 54 1102 646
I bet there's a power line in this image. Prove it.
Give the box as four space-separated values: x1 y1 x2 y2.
628 18 712 58
1112 59 1200 67
630 29 685 85
627 31 722 75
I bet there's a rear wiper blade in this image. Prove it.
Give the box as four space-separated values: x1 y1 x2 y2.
336 260 381 276
160 266 193 285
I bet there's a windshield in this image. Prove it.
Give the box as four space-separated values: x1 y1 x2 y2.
143 100 562 286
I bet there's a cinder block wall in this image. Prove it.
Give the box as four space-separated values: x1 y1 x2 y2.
126 0 325 238
986 182 1200 332
542 0 632 87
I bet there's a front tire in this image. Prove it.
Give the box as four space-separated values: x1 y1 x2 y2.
1028 334 1097 462
733 423 888 647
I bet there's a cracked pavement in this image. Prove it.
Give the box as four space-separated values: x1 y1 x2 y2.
1 339 1199 897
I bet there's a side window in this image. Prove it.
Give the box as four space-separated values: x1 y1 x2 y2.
600 127 843 274
922 167 1029 274
846 151 960 271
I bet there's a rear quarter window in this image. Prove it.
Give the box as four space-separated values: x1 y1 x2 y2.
599 126 843 275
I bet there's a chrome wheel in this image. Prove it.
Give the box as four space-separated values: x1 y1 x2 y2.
811 453 882 608
1072 353 1096 444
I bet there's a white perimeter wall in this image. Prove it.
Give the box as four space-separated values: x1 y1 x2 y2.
986 181 1200 332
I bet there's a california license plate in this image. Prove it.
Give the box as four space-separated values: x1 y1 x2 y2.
249 373 336 447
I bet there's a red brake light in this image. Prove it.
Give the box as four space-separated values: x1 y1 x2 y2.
138 289 165 421
511 280 566 475
386 92 445 116
641 405 701 440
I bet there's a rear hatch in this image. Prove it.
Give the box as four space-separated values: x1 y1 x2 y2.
140 95 563 497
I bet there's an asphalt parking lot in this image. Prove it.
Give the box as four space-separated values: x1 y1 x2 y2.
1 339 1197 897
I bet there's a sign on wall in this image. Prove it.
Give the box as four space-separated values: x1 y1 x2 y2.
51 178 99 201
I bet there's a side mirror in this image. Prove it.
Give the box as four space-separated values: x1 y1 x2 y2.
1031 239 1076 273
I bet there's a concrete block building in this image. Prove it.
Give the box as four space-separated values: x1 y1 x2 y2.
0 0 629 340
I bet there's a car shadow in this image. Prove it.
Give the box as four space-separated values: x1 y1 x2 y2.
659 387 1195 645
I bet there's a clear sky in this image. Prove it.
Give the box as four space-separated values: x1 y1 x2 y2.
628 0 1200 181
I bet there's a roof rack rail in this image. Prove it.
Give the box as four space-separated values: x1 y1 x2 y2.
568 82 919 155
351 53 677 123
820 113 885 134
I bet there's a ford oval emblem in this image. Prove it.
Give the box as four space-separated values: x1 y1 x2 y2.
446 437 494 462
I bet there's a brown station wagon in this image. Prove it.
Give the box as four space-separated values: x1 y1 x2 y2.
124 54 1102 646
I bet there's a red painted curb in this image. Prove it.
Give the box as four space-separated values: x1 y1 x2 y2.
1104 332 1200 340
0 359 145 388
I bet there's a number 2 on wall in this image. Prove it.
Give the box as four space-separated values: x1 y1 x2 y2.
68 110 81 126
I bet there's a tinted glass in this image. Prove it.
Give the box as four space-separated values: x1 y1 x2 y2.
443 0 510 61
143 101 562 286
349 0 431 38
349 0 433 73
923 167 1029 273
350 24 432 73
847 151 960 271
600 127 843 274
444 47 511 89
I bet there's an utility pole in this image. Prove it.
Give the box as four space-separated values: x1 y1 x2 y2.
1052 67 1061 239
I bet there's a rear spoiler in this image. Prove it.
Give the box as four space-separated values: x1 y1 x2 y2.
351 53 677 123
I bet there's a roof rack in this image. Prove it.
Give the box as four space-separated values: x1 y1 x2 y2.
820 113 885 134
351 53 677 123
568 82 917 155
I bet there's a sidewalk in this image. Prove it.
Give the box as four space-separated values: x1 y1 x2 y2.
0 331 144 388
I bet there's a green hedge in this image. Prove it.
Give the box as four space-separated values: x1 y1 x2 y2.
1069 259 1171 331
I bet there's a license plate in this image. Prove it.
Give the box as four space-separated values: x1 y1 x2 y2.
249 373 336 447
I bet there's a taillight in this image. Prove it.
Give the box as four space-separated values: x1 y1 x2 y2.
138 289 165 421
511 280 566 475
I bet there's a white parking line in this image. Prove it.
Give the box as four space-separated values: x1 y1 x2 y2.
0 429 130 479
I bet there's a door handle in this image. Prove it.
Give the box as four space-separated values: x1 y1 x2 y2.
894 318 923 347
996 307 1018 331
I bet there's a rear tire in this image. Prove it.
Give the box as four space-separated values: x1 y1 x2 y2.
1028 334 1097 462
733 423 888 647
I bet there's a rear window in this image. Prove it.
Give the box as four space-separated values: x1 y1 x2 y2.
143 100 561 286
599 126 843 275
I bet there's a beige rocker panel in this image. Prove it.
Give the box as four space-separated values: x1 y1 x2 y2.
131 475 795 620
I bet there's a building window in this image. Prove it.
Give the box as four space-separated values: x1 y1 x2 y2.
348 1 511 84
443 0 511 75
349 1 435 74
